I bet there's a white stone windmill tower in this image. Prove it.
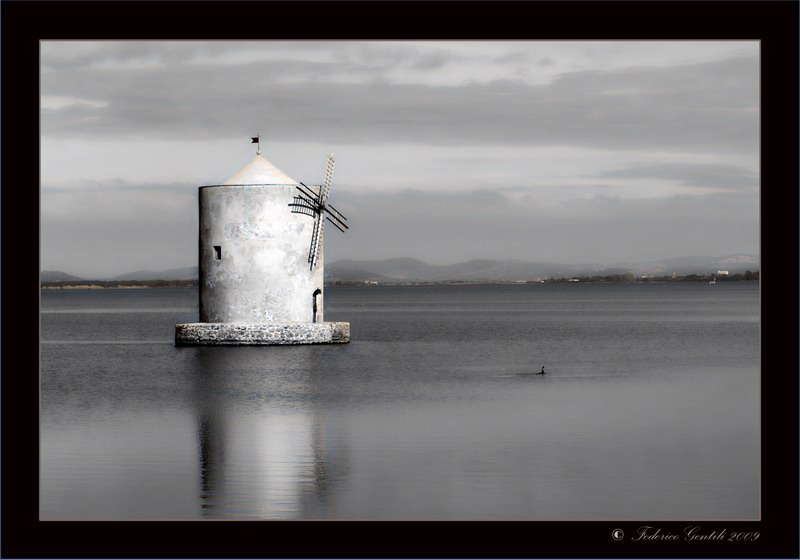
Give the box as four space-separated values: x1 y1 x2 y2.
175 138 350 345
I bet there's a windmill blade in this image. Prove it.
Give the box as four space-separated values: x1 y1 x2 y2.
324 204 348 231
288 196 317 218
293 193 317 208
296 183 321 207
324 206 348 231
325 214 347 233
326 203 347 219
326 204 348 224
290 153 344 270
308 215 325 270
320 153 334 204
308 214 321 264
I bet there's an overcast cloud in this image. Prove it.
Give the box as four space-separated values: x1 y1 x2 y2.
40 41 759 278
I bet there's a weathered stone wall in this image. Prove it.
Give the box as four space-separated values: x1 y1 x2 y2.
199 184 325 324
175 322 349 346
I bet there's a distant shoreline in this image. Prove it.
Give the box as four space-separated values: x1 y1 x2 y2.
41 274 759 290
41 285 165 290
41 280 197 290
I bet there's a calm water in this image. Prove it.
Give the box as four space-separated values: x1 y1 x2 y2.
40 283 760 520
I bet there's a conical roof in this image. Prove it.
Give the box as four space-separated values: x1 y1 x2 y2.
223 153 297 185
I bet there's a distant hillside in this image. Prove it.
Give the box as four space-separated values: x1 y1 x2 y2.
327 258 430 279
326 254 759 283
48 254 758 284
41 270 83 282
327 259 605 282
111 266 198 281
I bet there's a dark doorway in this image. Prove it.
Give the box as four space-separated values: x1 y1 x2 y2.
312 289 322 323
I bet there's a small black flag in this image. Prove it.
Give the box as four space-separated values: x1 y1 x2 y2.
251 137 259 143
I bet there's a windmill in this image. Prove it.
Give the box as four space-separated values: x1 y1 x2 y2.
288 153 348 270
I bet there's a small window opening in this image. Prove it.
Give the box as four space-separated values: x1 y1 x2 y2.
213 246 222 260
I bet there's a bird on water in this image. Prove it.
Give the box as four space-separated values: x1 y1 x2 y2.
538 366 546 375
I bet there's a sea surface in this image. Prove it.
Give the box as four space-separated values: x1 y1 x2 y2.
40 282 760 520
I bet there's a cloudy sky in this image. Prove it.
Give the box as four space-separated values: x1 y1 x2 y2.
41 41 759 278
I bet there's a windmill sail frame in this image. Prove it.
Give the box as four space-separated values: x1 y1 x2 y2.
288 154 348 270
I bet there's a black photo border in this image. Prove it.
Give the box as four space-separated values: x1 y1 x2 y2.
3 1 797 558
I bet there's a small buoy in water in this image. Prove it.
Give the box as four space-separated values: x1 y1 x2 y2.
538 366 546 375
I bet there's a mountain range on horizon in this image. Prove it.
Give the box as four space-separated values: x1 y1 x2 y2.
326 254 759 282
42 254 759 283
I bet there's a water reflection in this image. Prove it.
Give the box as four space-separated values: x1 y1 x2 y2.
189 346 347 519
40 285 759 520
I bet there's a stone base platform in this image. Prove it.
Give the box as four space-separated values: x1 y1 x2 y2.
175 322 350 346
